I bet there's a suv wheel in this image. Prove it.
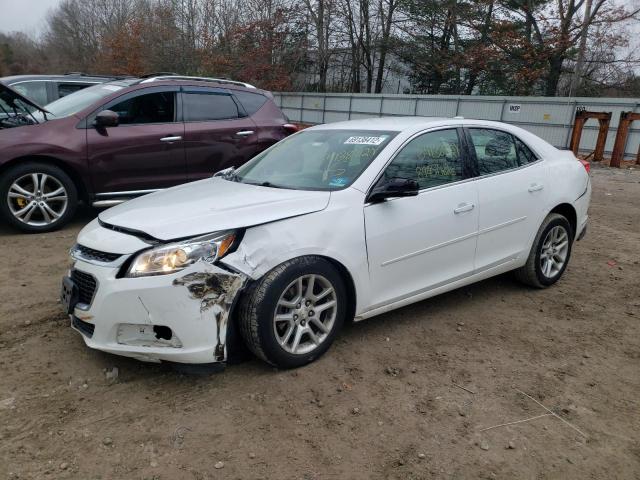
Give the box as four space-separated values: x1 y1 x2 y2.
238 256 347 368
0 162 78 233
515 213 573 288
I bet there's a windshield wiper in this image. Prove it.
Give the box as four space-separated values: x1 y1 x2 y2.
213 167 240 182
242 180 286 189
259 181 285 188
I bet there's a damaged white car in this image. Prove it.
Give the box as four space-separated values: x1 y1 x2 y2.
62 117 591 368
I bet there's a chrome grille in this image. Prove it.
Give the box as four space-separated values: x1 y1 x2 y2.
74 244 122 263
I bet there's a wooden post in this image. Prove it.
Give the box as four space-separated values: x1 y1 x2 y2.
570 110 612 160
611 112 640 168
594 116 611 162
570 111 586 156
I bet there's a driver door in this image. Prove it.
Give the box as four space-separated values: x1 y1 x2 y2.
364 128 479 309
86 86 186 194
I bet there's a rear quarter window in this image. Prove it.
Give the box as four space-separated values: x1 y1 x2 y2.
233 91 268 115
514 136 538 165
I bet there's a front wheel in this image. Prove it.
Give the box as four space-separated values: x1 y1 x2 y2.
238 256 347 368
515 213 573 288
0 162 78 233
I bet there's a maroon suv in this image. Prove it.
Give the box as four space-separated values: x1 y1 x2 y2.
0 75 296 232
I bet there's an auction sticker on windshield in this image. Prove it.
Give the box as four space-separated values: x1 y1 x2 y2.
344 136 387 145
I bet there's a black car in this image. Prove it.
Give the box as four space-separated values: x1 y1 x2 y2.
0 73 115 106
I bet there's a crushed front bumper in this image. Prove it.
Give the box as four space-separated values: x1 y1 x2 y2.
63 259 247 364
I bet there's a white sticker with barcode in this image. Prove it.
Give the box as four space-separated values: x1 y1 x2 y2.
344 136 386 145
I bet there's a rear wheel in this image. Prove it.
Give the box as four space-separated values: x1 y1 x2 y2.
0 162 78 233
515 213 573 288
238 256 346 368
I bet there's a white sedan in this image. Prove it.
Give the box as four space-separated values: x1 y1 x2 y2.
62 117 591 368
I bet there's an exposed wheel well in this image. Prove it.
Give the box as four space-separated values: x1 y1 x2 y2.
549 203 577 237
321 256 357 323
0 156 89 203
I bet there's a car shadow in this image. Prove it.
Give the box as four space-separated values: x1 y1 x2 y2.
0 204 99 237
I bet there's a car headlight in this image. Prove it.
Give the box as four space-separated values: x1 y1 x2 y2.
126 231 237 278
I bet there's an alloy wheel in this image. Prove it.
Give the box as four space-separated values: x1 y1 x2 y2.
273 274 337 355
7 173 68 227
540 225 569 279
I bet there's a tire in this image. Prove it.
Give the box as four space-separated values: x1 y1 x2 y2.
238 256 347 368
0 162 78 233
515 213 574 288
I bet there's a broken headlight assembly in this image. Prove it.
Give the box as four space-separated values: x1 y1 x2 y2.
126 231 238 278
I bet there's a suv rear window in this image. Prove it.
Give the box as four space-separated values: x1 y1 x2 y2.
234 91 268 115
183 92 239 121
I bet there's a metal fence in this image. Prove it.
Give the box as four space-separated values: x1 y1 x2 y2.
273 93 640 160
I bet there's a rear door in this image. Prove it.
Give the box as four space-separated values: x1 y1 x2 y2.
465 127 549 272
86 86 186 193
182 87 262 181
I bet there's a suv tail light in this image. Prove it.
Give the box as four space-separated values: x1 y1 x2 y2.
283 123 298 134
579 159 590 174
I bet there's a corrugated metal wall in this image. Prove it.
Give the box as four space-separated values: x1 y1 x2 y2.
273 93 640 159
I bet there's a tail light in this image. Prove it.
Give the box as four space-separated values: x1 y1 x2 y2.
283 123 298 134
578 159 590 174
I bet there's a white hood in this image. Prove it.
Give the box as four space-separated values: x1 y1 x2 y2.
98 177 331 241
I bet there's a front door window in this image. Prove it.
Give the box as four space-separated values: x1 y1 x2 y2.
381 128 465 189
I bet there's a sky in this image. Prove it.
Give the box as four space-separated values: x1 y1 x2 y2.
0 0 63 34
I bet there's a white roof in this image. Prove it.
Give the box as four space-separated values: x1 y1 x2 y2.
307 116 559 157
310 116 452 132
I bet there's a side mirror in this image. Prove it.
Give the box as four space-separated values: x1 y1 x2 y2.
367 177 420 203
94 110 119 128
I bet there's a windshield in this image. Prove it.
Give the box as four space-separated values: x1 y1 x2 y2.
32 83 126 121
233 129 398 191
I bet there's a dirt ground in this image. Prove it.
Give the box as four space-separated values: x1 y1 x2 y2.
1 165 638 480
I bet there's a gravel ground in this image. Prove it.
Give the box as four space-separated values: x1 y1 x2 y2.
0 165 638 480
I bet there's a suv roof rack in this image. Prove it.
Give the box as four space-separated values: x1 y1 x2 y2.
138 75 256 89
139 72 180 78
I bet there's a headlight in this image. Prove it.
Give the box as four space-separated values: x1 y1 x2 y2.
126 231 237 278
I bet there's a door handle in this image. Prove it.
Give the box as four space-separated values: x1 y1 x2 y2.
235 130 255 137
160 136 182 143
454 203 475 214
528 183 544 192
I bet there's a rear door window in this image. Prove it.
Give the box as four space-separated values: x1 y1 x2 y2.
183 92 240 121
467 128 518 175
57 82 91 99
